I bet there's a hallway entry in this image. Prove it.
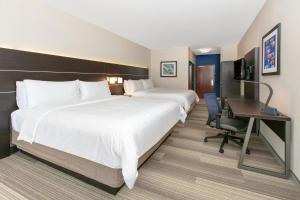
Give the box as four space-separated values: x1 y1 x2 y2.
196 65 215 98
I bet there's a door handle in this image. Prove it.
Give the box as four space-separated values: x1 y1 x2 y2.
211 79 214 86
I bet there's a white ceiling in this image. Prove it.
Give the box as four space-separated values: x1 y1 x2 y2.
43 0 266 50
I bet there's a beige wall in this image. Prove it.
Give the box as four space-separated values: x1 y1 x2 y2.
150 47 189 89
188 48 196 64
221 44 238 61
0 0 150 68
238 0 300 178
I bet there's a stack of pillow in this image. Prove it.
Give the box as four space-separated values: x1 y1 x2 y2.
16 79 154 110
16 80 111 109
123 79 154 94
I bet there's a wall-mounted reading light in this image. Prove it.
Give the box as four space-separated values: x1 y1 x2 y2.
107 76 123 84
117 77 123 84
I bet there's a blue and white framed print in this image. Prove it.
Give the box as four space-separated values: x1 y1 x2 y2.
262 23 281 75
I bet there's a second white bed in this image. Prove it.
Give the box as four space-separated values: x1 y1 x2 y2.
126 87 199 112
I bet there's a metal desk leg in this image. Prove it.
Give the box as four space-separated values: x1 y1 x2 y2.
238 118 291 179
285 121 291 177
238 117 255 167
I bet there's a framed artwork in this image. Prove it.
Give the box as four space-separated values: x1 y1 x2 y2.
160 61 177 77
262 23 281 75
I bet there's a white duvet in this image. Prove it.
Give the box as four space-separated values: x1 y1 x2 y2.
13 96 186 189
126 88 199 112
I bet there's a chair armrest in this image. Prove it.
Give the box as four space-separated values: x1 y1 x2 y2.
215 113 222 129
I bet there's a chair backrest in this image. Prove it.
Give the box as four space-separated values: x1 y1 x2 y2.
204 93 222 124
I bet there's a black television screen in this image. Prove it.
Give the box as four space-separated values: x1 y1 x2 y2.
234 58 245 80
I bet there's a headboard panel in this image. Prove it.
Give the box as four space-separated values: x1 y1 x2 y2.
0 47 148 158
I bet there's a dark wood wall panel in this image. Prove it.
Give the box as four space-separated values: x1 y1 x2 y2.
0 49 105 73
0 72 83 91
0 48 148 75
0 47 148 158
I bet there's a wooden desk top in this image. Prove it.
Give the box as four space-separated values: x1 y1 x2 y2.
227 97 291 121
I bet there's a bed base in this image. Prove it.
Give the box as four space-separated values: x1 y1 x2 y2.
20 149 123 195
11 126 175 195
187 101 197 114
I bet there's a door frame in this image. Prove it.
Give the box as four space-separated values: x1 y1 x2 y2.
195 64 215 97
188 61 195 90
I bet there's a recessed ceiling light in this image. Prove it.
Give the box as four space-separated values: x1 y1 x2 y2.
198 48 212 53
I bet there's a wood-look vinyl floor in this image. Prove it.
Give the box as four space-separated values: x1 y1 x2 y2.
0 102 299 200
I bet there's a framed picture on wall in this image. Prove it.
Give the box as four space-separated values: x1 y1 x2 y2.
262 23 281 75
160 61 177 77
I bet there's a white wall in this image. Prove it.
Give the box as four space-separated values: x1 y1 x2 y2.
221 44 237 61
150 47 189 89
0 0 150 68
238 0 300 178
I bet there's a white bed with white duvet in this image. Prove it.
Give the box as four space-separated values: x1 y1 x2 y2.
124 79 199 112
11 79 186 190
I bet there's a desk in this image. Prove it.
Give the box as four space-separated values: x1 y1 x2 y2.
227 97 291 178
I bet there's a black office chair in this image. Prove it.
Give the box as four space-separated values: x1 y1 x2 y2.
203 93 250 154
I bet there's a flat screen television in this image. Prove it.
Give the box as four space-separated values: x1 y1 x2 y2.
234 58 246 80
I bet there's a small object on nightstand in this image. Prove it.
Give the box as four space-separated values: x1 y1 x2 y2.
107 76 124 95
107 76 123 84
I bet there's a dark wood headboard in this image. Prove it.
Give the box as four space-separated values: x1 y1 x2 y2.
0 47 148 158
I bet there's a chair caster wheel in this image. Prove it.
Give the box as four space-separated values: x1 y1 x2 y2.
219 149 224 153
246 149 250 154
204 138 208 142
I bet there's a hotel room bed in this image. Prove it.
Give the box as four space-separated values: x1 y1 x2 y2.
126 87 199 112
124 79 199 113
0 48 172 195
11 95 185 193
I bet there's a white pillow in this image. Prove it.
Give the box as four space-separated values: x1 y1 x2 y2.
126 80 135 93
16 81 28 109
142 79 154 90
135 80 144 91
24 80 80 108
79 80 111 100
127 80 144 93
123 80 128 93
